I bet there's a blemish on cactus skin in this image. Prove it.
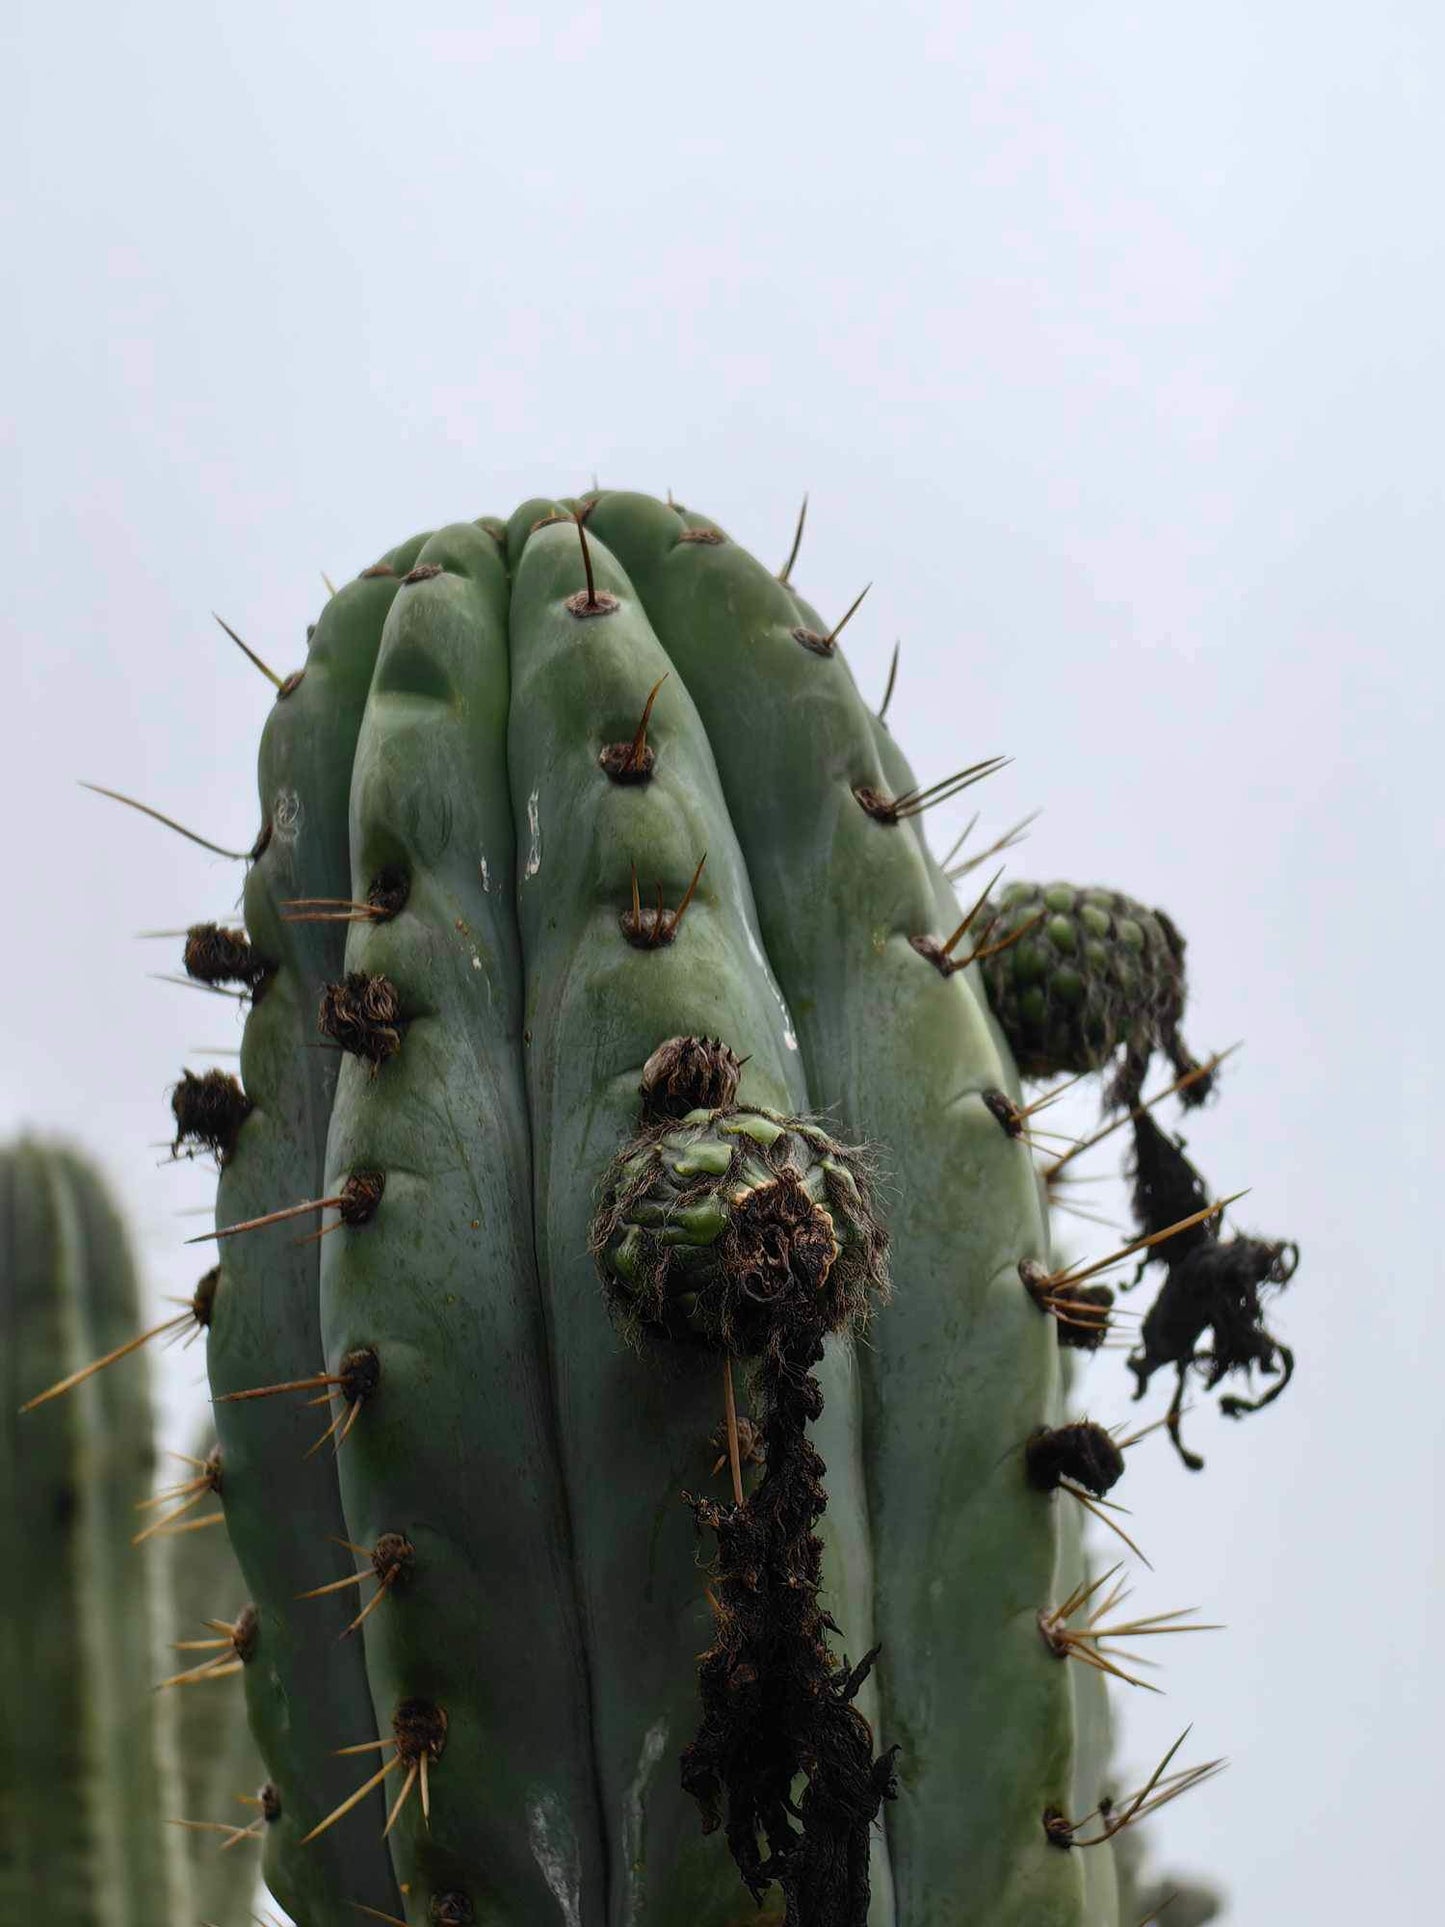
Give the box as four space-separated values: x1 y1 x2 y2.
621 1719 669 1925
528 1792 584 1927
171 1069 252 1165
271 788 302 846
524 789 543 878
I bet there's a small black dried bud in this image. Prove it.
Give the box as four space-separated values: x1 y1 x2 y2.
371 1532 415 1586
639 1035 743 1120
393 1697 448 1764
1042 1806 1075 1850
183 923 269 992
231 1603 259 1664
171 1070 252 1165
191 1267 220 1328
366 866 410 919
201 1445 224 1494
982 1087 1025 1138
339 1172 385 1226
430 1896 475 1927
1053 1282 1114 1351
1019 1259 1114 1350
338 1346 381 1405
259 1782 282 1823
318 973 403 1067
1024 1421 1125 1498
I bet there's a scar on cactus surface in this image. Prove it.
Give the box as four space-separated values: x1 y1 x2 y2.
51 488 1309 1927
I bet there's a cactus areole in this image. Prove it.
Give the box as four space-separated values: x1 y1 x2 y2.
104 490 1297 1927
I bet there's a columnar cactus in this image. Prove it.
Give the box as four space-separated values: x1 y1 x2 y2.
57 489 1298 1924
1 1140 191 1923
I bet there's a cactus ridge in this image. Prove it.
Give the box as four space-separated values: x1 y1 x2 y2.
585 494 1093 1924
208 551 413 1923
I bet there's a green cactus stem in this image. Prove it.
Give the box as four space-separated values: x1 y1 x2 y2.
585 492 1085 1924
77 488 1291 1926
312 519 605 1918
505 500 893 1925
206 553 415 1924
1 1139 190 1925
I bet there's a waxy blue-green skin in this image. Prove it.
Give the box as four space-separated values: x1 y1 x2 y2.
318 521 607 1923
586 494 1090 1926
505 502 893 1927
213 555 418 1924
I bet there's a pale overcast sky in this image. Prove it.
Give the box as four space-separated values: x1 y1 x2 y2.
6 6 1440 1922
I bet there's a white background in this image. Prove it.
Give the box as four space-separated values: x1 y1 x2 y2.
6 6 1440 1921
